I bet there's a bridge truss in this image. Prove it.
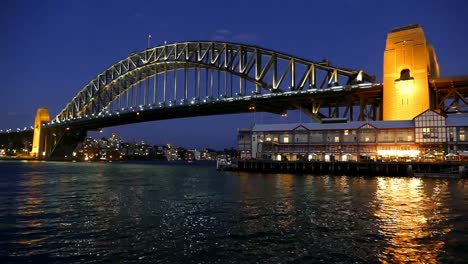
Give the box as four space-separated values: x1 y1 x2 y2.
53 41 376 125
431 76 468 114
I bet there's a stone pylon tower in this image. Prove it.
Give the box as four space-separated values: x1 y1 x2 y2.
383 24 440 120
31 108 50 158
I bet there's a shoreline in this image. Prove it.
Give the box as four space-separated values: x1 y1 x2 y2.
2 156 467 178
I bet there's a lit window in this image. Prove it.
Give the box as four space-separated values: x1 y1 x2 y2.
365 137 370 142
423 128 431 138
461 134 466 141
334 136 340 143
273 137 278 142
407 135 412 141
283 136 289 143
266 137 271 141
344 129 349 136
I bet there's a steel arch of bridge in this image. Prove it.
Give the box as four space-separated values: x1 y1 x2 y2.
54 41 374 122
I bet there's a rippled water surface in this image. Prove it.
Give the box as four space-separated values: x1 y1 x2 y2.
0 160 467 263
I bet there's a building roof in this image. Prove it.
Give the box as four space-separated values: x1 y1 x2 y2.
251 114 467 132
252 123 304 132
252 120 414 132
447 116 468 127
370 120 414 129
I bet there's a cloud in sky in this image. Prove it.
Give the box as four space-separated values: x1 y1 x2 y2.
211 29 259 43
216 29 232 35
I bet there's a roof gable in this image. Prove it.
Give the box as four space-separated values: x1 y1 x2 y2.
413 109 447 120
358 123 377 130
293 125 308 131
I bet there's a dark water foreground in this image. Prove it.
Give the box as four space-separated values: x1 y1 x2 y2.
0 160 467 263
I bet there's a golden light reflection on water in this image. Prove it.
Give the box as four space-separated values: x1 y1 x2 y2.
274 174 296 230
275 173 294 195
16 236 47 246
374 177 451 263
17 174 44 221
335 176 349 194
15 172 47 255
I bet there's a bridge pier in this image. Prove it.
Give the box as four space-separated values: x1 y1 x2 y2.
0 108 86 161
31 108 50 158
44 127 87 160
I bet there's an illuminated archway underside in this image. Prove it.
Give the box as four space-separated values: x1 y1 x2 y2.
54 41 374 122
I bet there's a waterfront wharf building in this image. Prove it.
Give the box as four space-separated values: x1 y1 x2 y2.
238 24 468 163
238 109 468 162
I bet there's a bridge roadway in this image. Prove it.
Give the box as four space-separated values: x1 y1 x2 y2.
47 74 468 132
48 83 383 130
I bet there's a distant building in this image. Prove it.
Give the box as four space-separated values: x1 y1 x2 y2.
187 149 201 160
238 128 253 159
108 132 123 149
165 143 180 161
238 110 468 162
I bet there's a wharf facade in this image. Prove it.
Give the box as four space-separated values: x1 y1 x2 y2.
238 109 468 163
237 160 467 177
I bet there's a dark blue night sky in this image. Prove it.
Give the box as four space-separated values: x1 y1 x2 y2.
1 0 467 149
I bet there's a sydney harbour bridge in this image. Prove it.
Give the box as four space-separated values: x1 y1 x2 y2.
1 26 468 160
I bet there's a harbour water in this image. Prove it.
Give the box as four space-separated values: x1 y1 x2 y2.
0 160 467 263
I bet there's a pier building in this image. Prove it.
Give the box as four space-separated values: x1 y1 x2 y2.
238 109 468 162
238 24 468 163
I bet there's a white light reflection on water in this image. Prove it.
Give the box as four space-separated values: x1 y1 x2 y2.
374 177 451 263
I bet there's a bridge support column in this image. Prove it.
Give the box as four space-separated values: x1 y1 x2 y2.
31 108 50 159
45 127 87 160
383 24 439 120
